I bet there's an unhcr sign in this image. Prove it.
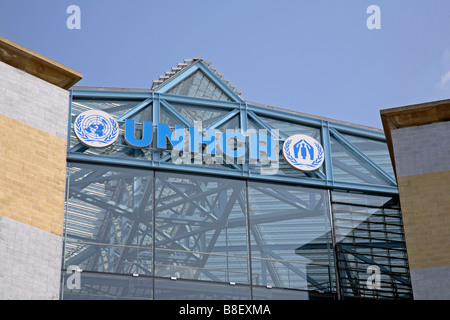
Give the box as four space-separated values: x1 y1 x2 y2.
74 110 324 175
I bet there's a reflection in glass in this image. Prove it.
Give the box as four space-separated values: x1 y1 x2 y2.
62 162 411 300
248 182 334 292
166 70 232 101
341 132 395 178
154 172 249 284
64 163 153 275
154 278 251 300
330 136 389 186
61 270 154 300
331 191 412 299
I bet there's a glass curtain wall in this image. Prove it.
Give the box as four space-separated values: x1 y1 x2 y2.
331 191 412 299
63 89 411 300
61 162 336 300
62 162 411 300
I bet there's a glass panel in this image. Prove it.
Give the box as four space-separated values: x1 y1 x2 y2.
166 70 232 101
154 172 249 284
154 278 251 300
258 115 321 141
330 136 388 185
252 286 312 300
158 104 241 171
171 102 230 127
61 270 153 300
159 103 182 128
341 133 395 179
331 191 412 299
70 98 153 161
64 163 153 275
71 99 142 119
248 182 335 293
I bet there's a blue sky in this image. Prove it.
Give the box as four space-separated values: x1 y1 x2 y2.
1 0 450 129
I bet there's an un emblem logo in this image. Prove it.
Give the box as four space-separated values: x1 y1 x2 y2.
74 110 119 148
282 134 324 171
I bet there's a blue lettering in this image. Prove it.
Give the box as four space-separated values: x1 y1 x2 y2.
219 131 246 158
249 133 277 161
124 119 153 148
157 123 185 151
189 126 216 154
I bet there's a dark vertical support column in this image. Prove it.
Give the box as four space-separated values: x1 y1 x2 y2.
327 190 341 300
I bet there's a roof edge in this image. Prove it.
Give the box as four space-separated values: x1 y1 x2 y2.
380 99 450 129
0 36 82 89
380 98 450 179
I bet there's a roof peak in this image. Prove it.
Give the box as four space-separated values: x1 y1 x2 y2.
151 58 242 97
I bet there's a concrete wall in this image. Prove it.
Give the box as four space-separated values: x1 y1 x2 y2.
390 121 450 300
0 60 69 299
0 216 63 299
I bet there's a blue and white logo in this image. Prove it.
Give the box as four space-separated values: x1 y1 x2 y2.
282 134 324 171
74 110 119 148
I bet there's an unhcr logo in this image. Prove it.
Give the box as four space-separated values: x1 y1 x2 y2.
282 134 324 171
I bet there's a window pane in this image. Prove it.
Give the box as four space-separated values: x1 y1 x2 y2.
331 191 412 299
341 133 395 178
248 182 335 293
252 286 312 300
64 163 153 275
61 270 153 300
70 98 153 161
166 70 232 102
154 278 251 300
330 136 388 185
154 172 249 284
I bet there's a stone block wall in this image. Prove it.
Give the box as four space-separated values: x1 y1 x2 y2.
0 60 70 299
390 121 450 299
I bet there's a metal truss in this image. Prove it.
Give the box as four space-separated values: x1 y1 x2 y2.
68 97 398 195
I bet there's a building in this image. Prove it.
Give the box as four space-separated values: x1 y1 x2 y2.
1 36 441 300
381 102 450 300
0 36 82 299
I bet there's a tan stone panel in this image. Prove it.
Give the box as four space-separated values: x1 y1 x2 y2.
0 114 67 236
398 170 450 270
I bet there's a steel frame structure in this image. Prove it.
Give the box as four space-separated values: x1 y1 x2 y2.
62 59 411 300
68 92 397 193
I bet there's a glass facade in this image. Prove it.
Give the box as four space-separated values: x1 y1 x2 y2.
61 60 412 300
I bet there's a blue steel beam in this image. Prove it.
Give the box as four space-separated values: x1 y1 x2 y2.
152 94 161 164
71 88 152 100
160 99 194 128
321 121 333 184
67 153 399 196
161 93 238 109
247 104 324 128
117 98 153 122
329 128 396 186
239 103 249 177
247 110 285 140
207 108 240 130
